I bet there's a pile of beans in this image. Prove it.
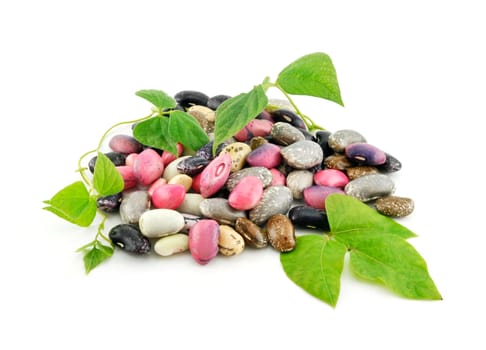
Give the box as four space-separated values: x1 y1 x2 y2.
90 90 414 265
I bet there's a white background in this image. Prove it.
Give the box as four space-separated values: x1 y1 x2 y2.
1 0 484 349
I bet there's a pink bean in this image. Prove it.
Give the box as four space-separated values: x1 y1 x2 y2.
303 186 345 210
116 166 137 190
269 168 286 186
314 169 349 188
151 184 186 209
189 219 220 265
199 154 232 198
228 176 263 210
133 148 165 186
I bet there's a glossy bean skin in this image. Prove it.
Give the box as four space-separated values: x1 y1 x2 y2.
109 224 151 254
288 205 330 231
199 154 232 198
271 109 307 130
189 219 220 265
345 143 386 166
133 148 165 186
174 90 209 109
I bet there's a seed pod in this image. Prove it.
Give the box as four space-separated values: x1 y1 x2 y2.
109 224 151 254
189 219 220 265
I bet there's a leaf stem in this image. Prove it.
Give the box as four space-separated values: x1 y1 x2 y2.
96 112 155 152
274 83 325 131
95 212 112 245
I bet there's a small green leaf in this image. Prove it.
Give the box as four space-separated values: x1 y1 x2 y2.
168 110 209 151
280 235 347 307
43 181 97 227
135 89 176 110
81 241 114 274
133 116 177 155
213 85 268 153
277 52 344 106
326 194 416 240
341 234 442 300
93 152 124 196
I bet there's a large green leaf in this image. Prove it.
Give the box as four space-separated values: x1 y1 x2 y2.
43 181 97 227
280 235 346 307
339 234 442 300
277 52 344 106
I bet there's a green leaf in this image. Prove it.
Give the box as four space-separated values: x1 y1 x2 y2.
277 52 344 106
342 234 442 300
43 181 97 227
81 241 114 274
327 194 441 300
213 84 268 153
133 116 177 155
168 110 209 151
93 152 124 196
135 89 176 110
280 235 346 307
326 194 416 240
